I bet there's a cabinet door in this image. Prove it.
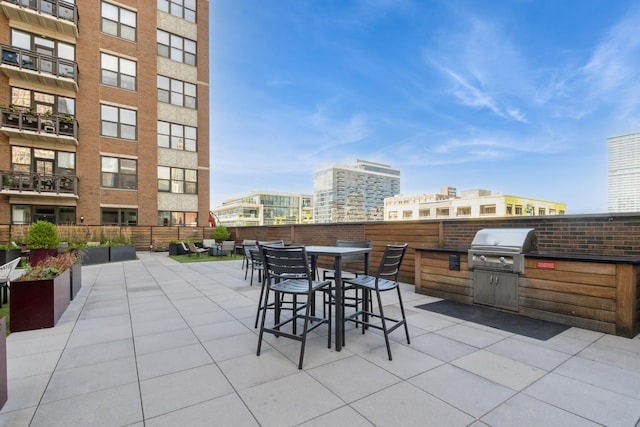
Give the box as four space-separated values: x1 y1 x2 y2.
493 271 518 311
473 270 494 306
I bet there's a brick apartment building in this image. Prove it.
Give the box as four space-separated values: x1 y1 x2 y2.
0 0 209 226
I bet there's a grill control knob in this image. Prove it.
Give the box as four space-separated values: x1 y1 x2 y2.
499 256 506 263
480 255 486 261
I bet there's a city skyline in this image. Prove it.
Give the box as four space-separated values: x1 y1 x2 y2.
211 1 640 214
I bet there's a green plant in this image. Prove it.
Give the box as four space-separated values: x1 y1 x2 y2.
26 220 60 249
15 251 77 281
0 103 17 112
60 114 74 123
0 242 19 250
212 225 231 241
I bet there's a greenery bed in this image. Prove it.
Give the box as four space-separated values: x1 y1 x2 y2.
169 253 242 263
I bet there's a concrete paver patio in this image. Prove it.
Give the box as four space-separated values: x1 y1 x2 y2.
1 251 640 426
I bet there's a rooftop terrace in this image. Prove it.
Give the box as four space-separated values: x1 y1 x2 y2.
1 252 640 426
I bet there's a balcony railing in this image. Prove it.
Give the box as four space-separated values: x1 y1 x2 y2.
0 45 78 90
0 170 78 196
0 109 78 143
1 0 78 37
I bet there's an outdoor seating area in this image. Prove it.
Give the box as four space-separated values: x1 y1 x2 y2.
1 251 640 426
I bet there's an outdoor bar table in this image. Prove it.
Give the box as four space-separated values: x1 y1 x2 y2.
305 245 371 352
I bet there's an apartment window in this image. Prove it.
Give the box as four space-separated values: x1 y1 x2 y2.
456 206 471 216
158 211 198 226
419 209 430 217
11 29 75 61
549 209 556 215
480 204 496 215
101 53 136 90
158 166 197 194
402 210 413 219
157 75 197 108
101 156 137 189
158 0 196 22
157 30 196 65
11 29 75 77
157 121 197 151
101 104 137 140
101 208 138 225
506 204 513 215
11 87 75 116
436 208 449 217
11 146 75 175
12 205 75 225
538 208 546 216
515 205 523 215
388 211 398 220
101 2 136 41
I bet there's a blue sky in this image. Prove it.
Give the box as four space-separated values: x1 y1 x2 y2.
210 0 640 213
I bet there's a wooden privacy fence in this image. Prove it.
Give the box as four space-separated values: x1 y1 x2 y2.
4 212 640 286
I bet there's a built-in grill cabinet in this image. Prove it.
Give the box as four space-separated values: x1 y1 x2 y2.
468 228 537 311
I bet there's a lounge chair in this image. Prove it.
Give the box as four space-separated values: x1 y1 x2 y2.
0 257 21 308
186 242 207 257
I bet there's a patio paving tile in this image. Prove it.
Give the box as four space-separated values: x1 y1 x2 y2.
40 356 138 404
144 393 259 427
307 355 401 403
133 328 200 355
409 364 516 417
4 252 640 426
452 350 546 391
136 343 213 380
31 383 143 427
139 363 234 419
481 393 601 427
523 373 640 426
351 382 474 426
55 338 134 370
239 371 344 427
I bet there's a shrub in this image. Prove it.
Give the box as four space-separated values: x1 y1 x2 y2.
212 225 231 241
26 221 60 249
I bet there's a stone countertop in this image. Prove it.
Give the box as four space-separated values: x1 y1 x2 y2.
414 247 640 264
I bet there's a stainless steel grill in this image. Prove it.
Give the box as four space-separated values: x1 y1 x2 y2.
468 228 537 311
468 228 537 274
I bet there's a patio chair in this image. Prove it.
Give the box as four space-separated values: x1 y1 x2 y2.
322 239 372 318
186 242 207 257
343 243 410 361
256 245 332 369
240 239 256 269
0 257 21 308
257 239 285 247
246 246 263 287
218 240 235 256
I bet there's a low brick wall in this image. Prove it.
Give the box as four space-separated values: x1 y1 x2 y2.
3 213 640 286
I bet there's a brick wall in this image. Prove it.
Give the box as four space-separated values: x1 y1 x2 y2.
4 212 640 284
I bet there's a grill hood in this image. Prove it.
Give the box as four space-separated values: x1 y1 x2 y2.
470 228 537 254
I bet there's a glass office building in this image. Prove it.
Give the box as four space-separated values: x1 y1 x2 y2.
314 160 400 223
609 133 640 212
213 192 313 226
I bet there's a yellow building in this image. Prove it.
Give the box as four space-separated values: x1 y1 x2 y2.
385 189 566 221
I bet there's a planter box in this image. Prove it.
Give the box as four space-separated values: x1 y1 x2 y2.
10 269 71 332
29 248 58 267
70 261 82 300
0 248 21 265
168 243 187 255
82 247 109 265
0 317 6 410
109 245 136 262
